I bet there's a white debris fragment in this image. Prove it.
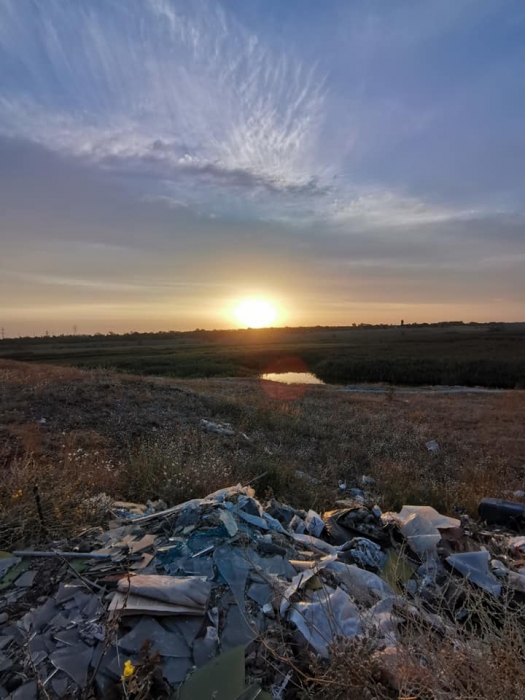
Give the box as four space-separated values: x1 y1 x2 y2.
425 439 440 452
384 505 460 557
288 586 361 658
270 670 293 700
508 536 525 554
200 419 235 436
289 514 306 534
305 509 325 538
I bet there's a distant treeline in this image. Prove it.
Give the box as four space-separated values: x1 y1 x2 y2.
1 320 521 344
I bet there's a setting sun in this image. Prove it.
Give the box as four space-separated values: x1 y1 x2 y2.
233 299 277 328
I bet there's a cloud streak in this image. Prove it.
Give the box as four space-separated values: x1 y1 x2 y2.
0 0 329 202
0 0 495 228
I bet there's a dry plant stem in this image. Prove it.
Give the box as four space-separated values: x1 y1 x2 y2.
83 568 132 698
33 483 47 539
55 552 103 594
23 630 51 700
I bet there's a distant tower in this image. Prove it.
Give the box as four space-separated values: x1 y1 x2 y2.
45 329 49 338
401 319 404 327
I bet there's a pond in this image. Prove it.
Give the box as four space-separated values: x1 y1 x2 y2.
260 372 325 385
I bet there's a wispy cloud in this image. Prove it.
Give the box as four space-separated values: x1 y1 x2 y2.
1 269 233 292
0 0 488 228
0 0 328 200
326 190 482 228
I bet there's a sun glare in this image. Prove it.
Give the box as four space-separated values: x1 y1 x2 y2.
233 298 277 328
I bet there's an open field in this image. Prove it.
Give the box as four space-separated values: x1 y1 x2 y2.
2 323 525 388
2 358 525 547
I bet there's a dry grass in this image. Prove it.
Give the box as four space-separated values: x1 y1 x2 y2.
0 447 121 549
1 358 525 541
305 586 525 700
196 378 525 515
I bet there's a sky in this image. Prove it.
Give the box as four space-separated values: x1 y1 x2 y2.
1 0 525 336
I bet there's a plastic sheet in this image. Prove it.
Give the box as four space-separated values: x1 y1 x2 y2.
288 586 361 658
193 627 219 666
388 505 460 556
326 561 394 604
280 569 319 616
360 597 403 648
280 554 339 617
446 551 502 596
289 514 306 534
508 536 525 554
218 509 239 537
238 496 264 517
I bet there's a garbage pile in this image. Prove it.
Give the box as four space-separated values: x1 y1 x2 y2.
2 482 525 698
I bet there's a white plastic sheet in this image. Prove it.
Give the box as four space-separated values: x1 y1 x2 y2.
386 505 460 556
288 586 361 658
326 561 394 604
360 597 403 648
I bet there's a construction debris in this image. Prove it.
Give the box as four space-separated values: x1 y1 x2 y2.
425 439 440 452
1 482 525 698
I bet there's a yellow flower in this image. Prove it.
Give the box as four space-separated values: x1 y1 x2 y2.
121 659 135 681
11 489 23 500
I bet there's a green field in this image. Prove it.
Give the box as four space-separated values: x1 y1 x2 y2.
1 323 525 388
